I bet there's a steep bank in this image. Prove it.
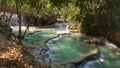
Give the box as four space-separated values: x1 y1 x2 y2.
0 33 41 68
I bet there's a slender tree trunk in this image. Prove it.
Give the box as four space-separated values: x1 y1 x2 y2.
18 14 22 40
16 1 22 41
9 7 13 24
22 23 30 39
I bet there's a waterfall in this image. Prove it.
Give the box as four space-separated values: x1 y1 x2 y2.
10 14 27 26
65 25 70 33
83 51 104 68
0 12 28 26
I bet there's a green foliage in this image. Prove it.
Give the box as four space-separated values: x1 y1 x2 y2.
50 0 71 8
0 21 12 36
1 0 120 37
27 9 57 26
76 0 120 36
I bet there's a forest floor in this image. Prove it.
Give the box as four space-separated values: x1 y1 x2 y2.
0 33 41 68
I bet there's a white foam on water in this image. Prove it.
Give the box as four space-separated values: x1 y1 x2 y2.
105 41 118 48
83 51 104 68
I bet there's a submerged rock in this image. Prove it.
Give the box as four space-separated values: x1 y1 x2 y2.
84 37 107 45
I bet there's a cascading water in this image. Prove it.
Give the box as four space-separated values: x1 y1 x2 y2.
46 35 63 62
0 13 29 34
21 23 120 68
46 24 71 62
83 51 104 68
0 12 27 26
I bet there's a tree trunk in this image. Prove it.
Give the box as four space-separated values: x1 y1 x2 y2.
16 1 22 41
18 14 22 40
8 7 13 24
22 23 30 39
